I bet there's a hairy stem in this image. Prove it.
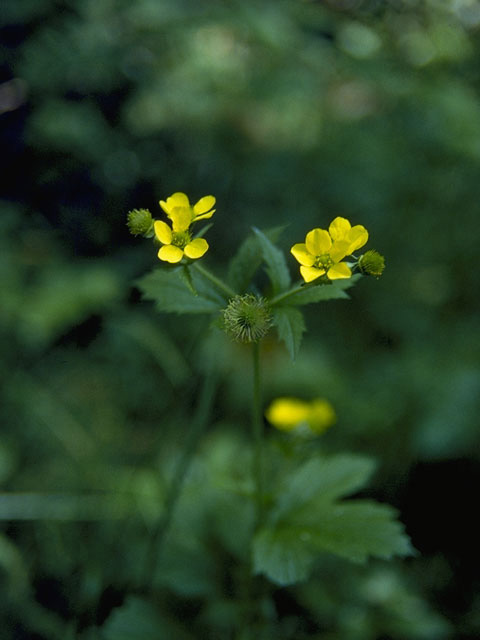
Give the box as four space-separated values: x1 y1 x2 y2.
252 341 264 529
269 281 309 306
193 262 236 299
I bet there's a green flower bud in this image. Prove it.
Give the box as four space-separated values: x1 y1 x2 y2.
222 294 272 343
358 250 385 278
127 208 154 237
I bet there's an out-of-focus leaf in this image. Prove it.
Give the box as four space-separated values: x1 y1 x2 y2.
295 500 413 563
254 454 413 585
271 455 376 522
17 263 122 348
101 596 194 640
253 526 314 585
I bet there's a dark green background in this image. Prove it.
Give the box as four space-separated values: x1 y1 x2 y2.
1 1 479 638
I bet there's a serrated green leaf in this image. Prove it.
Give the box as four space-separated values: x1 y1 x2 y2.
286 275 361 306
254 453 413 585
273 307 305 360
255 501 412 585
271 455 376 523
227 226 285 293
253 526 314 586
137 268 225 314
179 265 197 295
252 227 291 294
298 500 414 563
101 596 194 640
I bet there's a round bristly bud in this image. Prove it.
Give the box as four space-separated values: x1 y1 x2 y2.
222 294 272 343
127 208 154 236
358 250 385 278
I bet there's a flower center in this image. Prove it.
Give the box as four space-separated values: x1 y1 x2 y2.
172 230 191 249
314 253 334 270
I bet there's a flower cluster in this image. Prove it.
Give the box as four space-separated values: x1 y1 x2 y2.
154 192 215 263
127 192 215 263
265 397 336 435
291 217 368 282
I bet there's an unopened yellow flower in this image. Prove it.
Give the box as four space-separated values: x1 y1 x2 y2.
265 397 336 435
159 192 216 232
154 220 208 263
291 217 368 283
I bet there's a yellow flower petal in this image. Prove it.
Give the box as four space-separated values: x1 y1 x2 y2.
300 265 325 282
159 192 190 215
169 206 192 232
346 225 368 253
168 192 190 208
328 217 351 242
158 244 184 263
305 228 331 255
327 262 351 280
193 195 215 215
265 397 310 431
184 238 208 259
154 220 172 244
291 243 315 267
159 200 169 214
307 399 336 434
193 210 216 221
329 240 350 263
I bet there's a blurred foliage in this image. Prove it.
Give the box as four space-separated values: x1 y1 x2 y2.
1 0 480 637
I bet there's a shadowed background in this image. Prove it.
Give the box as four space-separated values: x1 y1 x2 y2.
1 1 479 638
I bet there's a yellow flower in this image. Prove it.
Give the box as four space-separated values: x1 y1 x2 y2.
265 397 336 435
159 192 216 232
291 217 368 283
154 220 209 263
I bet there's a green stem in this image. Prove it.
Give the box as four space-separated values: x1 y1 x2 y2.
269 281 310 306
142 371 217 590
193 262 236 299
252 341 263 529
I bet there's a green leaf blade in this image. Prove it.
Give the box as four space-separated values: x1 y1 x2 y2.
252 227 291 295
255 453 413 585
295 500 414 564
227 226 285 293
137 268 225 314
101 596 194 640
271 454 376 522
286 275 361 306
273 307 305 360
253 527 314 586
255 502 413 585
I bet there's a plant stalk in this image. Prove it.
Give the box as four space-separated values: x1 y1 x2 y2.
269 281 309 306
193 262 236 299
252 341 264 529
